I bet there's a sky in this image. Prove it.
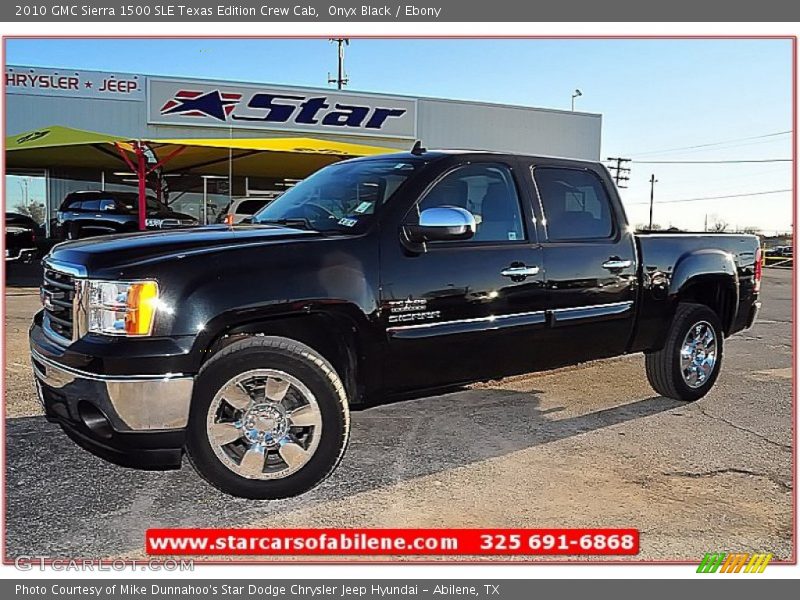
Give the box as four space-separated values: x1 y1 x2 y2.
5 38 794 234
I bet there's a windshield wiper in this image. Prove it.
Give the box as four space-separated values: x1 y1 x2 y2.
260 218 316 231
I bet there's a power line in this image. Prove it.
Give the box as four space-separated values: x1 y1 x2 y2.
627 188 792 205
631 158 791 164
630 130 792 157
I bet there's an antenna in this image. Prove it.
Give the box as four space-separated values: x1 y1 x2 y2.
411 140 426 156
327 38 350 89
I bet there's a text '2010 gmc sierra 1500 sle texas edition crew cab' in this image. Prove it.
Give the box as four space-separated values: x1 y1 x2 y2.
30 150 762 499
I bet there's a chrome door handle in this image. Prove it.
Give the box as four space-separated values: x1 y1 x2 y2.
602 259 633 270
501 265 540 278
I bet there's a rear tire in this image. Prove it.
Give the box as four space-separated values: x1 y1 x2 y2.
186 336 350 499
645 302 724 402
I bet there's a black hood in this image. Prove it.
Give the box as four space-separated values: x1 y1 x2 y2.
47 224 318 273
151 209 196 220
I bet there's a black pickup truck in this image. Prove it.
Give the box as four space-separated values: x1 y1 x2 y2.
56 191 198 240
30 150 762 499
5 212 39 263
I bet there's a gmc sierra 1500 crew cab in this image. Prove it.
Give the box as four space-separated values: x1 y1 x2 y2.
30 150 762 499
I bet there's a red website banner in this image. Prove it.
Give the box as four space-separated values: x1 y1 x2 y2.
146 528 639 556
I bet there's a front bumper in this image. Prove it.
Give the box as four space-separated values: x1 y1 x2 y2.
31 343 194 470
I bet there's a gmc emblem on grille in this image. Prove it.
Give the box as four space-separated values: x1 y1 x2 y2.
40 288 54 311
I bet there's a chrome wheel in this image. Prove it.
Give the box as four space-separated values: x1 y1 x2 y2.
679 321 717 389
206 369 322 480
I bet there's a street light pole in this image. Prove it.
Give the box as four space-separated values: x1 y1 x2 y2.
649 174 658 230
571 89 583 111
328 38 350 89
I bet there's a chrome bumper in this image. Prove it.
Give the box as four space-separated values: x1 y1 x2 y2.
747 301 762 329
5 247 37 262
31 349 193 431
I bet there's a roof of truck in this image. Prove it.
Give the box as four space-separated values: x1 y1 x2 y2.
345 149 603 166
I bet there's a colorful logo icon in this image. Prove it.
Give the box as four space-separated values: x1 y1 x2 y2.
160 90 241 121
697 552 773 573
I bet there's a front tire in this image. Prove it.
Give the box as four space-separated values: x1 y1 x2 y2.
66 222 82 240
186 336 350 499
645 302 724 402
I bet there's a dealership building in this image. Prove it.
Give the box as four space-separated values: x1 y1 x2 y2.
5 64 602 237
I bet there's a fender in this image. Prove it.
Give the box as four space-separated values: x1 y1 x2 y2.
668 248 739 332
189 299 382 402
668 249 738 296
190 299 377 361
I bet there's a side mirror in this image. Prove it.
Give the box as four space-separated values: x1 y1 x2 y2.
404 206 476 243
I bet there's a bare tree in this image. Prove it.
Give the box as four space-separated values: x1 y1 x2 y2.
709 218 729 232
635 222 662 232
14 201 46 224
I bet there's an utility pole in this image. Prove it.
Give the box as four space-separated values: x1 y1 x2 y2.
328 38 350 89
605 157 631 188
649 174 658 230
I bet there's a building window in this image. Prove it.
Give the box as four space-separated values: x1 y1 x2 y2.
6 170 48 232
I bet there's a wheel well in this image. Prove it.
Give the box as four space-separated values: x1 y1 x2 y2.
677 276 736 334
204 313 361 403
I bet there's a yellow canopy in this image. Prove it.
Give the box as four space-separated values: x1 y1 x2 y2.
6 126 400 178
147 136 398 178
6 125 128 170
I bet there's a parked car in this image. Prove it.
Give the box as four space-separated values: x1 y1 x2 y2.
56 191 198 240
31 150 762 499
215 196 276 225
5 212 38 263
765 245 792 258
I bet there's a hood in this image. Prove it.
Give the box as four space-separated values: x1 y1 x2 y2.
151 209 196 220
47 224 318 274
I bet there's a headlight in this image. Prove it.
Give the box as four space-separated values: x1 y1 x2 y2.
86 280 159 336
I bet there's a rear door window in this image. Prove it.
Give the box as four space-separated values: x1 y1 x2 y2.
534 167 615 241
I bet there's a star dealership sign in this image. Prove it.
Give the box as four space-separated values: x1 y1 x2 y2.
149 77 417 139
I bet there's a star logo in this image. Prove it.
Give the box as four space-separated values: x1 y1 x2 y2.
160 89 242 121
17 130 50 145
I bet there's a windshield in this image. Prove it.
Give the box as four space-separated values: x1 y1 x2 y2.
253 158 421 233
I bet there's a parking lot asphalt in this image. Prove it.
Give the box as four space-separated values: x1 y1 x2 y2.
3 263 793 562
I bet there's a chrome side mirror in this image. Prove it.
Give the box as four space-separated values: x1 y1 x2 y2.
404 206 476 243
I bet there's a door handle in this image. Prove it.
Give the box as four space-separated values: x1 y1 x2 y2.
501 265 540 278
602 259 633 270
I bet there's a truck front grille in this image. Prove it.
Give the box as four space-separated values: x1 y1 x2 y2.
42 267 76 342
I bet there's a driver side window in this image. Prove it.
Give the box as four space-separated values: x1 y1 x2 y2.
99 198 117 212
418 164 525 243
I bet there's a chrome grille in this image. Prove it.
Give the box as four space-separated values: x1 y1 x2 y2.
42 266 75 342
